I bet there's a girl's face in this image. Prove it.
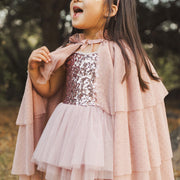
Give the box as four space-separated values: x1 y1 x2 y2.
70 0 107 31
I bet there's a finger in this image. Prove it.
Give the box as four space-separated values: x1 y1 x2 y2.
41 46 50 55
36 54 49 63
38 50 51 61
31 57 42 62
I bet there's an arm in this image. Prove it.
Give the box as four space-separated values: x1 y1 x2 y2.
28 46 66 98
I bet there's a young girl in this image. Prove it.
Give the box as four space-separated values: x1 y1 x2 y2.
11 0 175 179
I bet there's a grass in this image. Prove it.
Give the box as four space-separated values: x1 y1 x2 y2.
0 103 19 180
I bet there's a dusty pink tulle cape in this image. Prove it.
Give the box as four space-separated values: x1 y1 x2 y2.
11 33 174 180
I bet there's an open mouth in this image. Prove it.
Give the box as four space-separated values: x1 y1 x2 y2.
73 6 83 16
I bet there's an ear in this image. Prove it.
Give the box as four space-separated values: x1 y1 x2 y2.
110 4 118 17
104 4 118 18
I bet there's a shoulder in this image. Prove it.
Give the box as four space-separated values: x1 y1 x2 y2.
107 39 136 65
68 33 84 43
52 33 82 51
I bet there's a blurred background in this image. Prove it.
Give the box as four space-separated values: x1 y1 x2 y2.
0 0 179 179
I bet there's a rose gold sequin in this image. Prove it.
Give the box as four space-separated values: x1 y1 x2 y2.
62 52 98 106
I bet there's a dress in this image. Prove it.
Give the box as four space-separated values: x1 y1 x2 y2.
11 34 175 180
31 51 115 180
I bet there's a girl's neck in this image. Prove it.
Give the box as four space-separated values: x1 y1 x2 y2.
83 29 104 40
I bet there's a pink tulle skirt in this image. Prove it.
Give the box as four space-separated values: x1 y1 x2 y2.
31 102 114 180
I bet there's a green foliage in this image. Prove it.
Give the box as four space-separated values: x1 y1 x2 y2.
157 57 179 90
0 0 42 101
146 45 180 91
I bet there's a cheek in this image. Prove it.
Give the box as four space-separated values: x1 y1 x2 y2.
85 0 105 18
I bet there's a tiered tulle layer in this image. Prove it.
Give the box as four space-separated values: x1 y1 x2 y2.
31 102 114 180
31 101 174 180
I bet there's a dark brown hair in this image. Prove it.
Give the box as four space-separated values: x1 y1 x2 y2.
105 0 160 91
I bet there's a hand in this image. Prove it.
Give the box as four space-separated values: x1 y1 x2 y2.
28 46 51 70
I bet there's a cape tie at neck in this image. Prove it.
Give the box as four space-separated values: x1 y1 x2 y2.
69 35 105 52
79 39 105 51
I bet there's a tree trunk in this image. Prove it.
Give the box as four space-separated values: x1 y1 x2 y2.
38 0 66 51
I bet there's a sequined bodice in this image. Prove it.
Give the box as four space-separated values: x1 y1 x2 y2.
62 52 98 106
